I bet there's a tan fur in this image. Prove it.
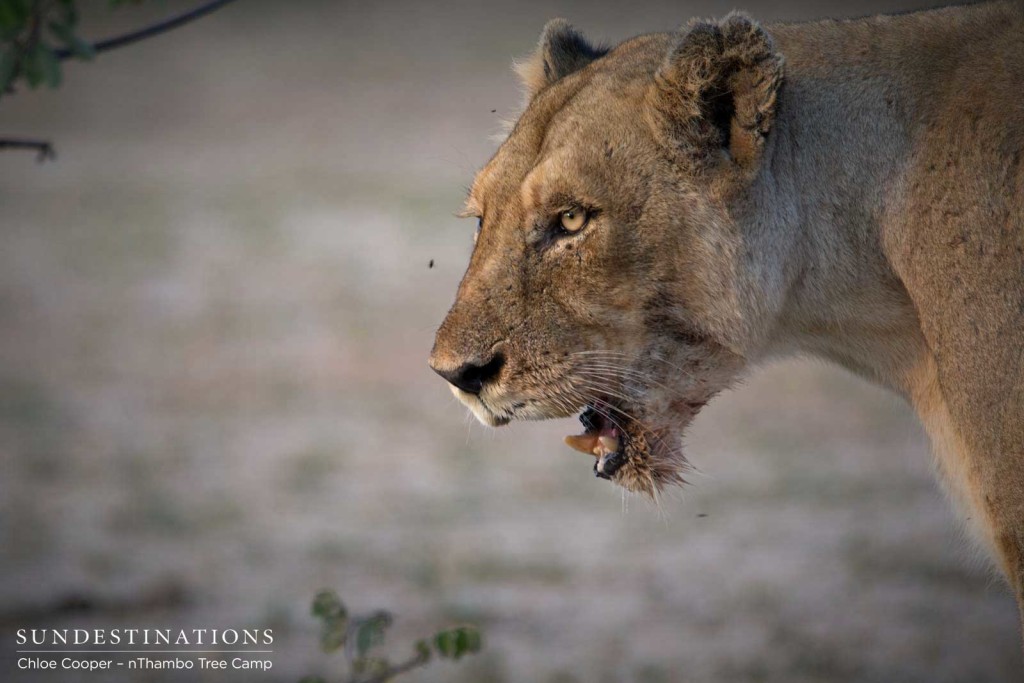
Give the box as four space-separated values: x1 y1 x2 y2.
430 1 1024 631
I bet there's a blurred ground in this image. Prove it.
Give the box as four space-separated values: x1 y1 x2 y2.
0 1 1020 681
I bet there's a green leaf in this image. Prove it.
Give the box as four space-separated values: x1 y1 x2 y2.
353 611 392 658
40 46 61 88
0 0 29 30
49 21 94 60
311 589 345 620
0 3 23 34
22 41 61 89
414 638 431 662
0 46 17 93
22 42 43 88
435 630 455 658
319 615 347 653
434 626 482 660
312 590 350 653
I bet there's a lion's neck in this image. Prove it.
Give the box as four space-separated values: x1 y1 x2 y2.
735 24 933 396
690 3 1019 396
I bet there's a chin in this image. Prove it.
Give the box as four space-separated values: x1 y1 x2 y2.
449 385 511 427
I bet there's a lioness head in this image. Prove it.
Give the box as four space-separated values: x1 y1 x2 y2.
430 14 786 496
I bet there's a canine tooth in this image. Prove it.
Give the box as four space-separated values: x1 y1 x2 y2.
598 435 620 454
564 434 599 455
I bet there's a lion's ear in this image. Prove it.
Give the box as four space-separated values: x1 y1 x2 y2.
516 19 607 98
649 12 784 171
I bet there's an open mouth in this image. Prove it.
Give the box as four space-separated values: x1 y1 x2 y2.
563 402 629 480
560 393 703 497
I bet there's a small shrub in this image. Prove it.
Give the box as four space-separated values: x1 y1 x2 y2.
301 589 482 683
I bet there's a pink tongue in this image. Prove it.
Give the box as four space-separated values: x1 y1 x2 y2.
563 425 620 457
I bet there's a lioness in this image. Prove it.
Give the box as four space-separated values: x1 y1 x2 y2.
429 1 1024 632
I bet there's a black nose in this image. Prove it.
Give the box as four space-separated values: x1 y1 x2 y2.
433 353 505 395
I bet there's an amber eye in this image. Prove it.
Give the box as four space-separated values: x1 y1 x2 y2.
559 208 588 233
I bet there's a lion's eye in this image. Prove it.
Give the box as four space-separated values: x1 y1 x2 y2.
559 208 588 233
474 217 482 243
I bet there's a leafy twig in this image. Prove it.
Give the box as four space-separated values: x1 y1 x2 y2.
304 590 482 683
0 0 240 158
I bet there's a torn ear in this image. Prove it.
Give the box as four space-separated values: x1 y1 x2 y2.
516 19 607 98
648 12 784 171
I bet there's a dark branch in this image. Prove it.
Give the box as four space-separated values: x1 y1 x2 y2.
0 138 56 162
54 0 240 61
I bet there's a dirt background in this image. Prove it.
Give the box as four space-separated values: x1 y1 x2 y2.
1 1 1020 681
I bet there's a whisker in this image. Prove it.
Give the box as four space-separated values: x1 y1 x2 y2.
570 350 697 378
571 361 691 396
572 368 658 392
570 373 644 396
574 361 690 387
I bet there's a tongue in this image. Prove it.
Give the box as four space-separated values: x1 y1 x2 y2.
564 428 620 457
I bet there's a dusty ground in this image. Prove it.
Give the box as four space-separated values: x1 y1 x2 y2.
0 1 1020 681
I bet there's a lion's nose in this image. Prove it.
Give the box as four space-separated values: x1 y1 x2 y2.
430 352 505 395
